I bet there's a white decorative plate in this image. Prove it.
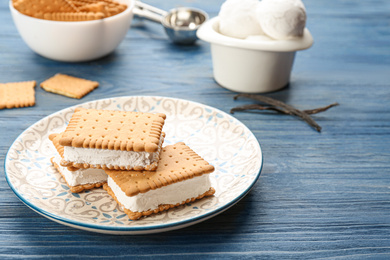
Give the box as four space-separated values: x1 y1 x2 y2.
5 96 262 234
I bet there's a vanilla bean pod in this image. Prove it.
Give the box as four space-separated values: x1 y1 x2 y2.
233 94 324 132
303 103 339 114
230 104 287 114
230 103 339 115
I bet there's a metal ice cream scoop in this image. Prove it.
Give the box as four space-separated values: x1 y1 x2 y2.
133 1 208 45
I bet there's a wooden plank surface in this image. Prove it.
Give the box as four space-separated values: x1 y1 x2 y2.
1 0 390 259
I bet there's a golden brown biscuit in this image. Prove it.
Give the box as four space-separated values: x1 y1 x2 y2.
60 108 166 152
0 81 36 109
40 74 99 99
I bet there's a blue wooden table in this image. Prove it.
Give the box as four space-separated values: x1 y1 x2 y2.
1 0 390 258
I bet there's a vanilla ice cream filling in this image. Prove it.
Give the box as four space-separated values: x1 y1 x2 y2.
63 136 163 168
53 155 107 186
108 175 212 213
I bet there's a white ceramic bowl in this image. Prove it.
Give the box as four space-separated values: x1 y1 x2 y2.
9 0 134 62
197 17 314 93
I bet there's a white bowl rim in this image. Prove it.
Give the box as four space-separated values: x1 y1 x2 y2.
197 17 314 52
9 0 135 25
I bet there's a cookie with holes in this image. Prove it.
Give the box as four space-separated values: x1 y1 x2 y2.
103 142 215 220
59 107 166 171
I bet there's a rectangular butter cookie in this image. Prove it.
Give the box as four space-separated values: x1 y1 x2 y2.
0 80 36 109
40 73 98 99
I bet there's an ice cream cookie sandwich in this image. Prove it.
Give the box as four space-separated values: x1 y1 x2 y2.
59 108 166 171
103 142 215 220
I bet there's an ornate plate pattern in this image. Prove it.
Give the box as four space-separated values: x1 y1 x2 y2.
5 96 262 234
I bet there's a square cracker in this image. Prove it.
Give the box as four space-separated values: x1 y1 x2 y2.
104 142 215 220
0 81 36 109
60 107 166 152
40 73 99 99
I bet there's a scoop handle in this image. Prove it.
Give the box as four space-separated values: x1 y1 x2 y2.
133 1 168 24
